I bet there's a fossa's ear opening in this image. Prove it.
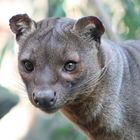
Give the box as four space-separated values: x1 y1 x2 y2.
73 16 105 43
9 14 36 42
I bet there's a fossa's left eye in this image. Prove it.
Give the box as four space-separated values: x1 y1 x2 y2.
22 60 34 73
63 61 77 72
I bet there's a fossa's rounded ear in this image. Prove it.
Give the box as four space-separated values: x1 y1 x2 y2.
9 14 37 42
73 16 105 43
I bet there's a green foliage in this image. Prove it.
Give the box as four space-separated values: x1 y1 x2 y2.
23 113 87 140
48 0 66 17
49 114 87 140
0 85 19 118
120 0 140 39
0 37 18 118
0 38 14 67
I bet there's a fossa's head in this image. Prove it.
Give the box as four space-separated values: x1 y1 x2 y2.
9 14 104 113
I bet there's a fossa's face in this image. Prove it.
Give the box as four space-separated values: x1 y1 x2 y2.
9 14 104 113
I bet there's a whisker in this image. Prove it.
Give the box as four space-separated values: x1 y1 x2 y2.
16 81 26 89
71 50 117 92
68 52 118 102
10 80 29 100
72 66 107 91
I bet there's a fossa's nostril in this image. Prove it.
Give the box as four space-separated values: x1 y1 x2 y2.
36 100 40 106
50 98 54 102
33 93 35 99
33 92 40 106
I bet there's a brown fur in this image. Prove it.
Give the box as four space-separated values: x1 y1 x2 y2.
9 14 140 140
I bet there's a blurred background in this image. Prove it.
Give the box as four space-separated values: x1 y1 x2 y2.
1 0 140 140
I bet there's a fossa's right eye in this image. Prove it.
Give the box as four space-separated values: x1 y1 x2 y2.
22 60 34 73
63 61 77 72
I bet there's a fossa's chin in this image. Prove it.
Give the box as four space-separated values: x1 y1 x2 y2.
39 106 59 114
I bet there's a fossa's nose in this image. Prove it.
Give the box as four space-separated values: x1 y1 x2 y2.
33 90 56 108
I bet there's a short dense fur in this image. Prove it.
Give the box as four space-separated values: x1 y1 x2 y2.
9 14 140 140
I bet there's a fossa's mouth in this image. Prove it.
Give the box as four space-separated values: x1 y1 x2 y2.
40 106 59 113
31 97 59 113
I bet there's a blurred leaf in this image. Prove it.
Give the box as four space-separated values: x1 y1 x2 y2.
120 0 140 39
0 38 14 67
0 85 19 118
48 0 66 17
23 112 87 140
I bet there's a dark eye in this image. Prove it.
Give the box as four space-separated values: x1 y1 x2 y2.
63 61 77 72
22 60 34 72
